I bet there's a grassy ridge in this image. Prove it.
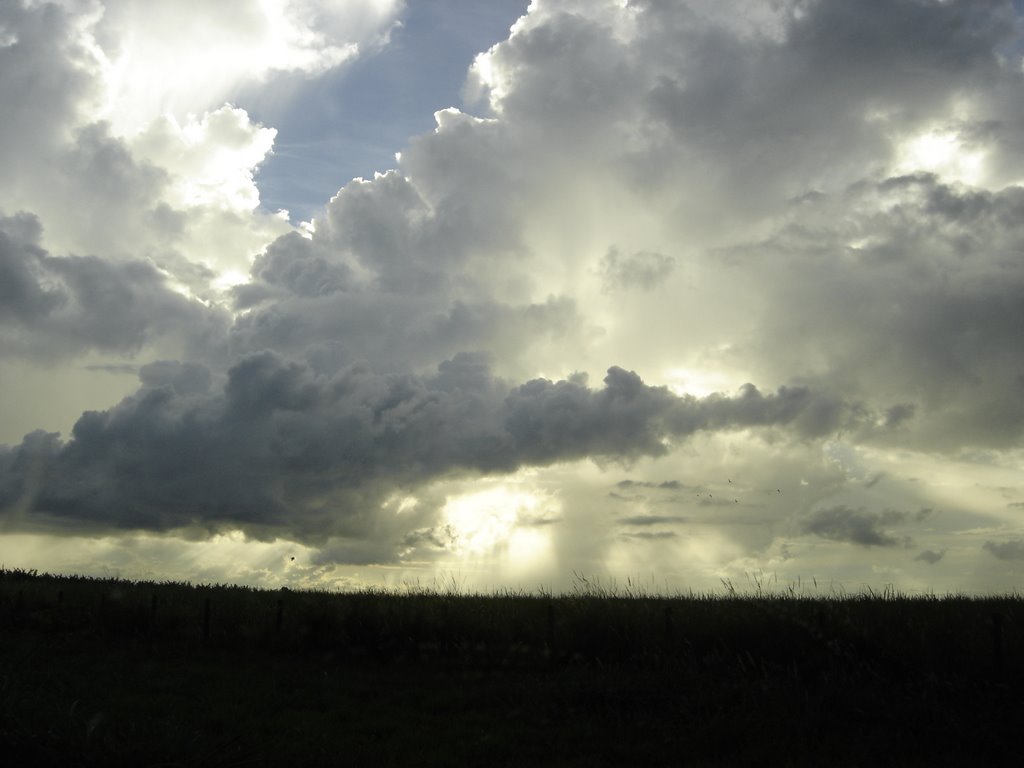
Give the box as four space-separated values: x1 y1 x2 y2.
1 567 1019 672
1 568 1022 766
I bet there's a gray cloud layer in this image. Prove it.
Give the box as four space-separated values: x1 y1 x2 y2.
0 352 867 550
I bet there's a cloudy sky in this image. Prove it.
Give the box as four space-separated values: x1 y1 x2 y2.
2 0 1024 595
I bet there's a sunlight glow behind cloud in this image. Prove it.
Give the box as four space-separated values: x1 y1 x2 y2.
95 0 402 135
896 130 987 185
443 486 539 556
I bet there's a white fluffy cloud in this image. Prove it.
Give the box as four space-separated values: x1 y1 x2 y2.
0 0 401 262
88 0 402 135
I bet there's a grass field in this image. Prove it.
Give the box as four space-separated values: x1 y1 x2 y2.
1 568 1022 766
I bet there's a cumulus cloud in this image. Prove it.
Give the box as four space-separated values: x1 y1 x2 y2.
0 352 867 552
90 0 403 135
0 0 299 292
0 0 398 278
132 106 278 212
0 211 227 360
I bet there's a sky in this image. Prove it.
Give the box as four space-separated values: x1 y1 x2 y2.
2 0 1024 596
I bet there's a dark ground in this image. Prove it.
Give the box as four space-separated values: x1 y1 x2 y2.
2 627 1022 767
2 572 1022 766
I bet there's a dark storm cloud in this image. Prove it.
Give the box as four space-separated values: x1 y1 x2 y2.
697 382 849 439
983 539 1024 560
0 212 228 359
802 506 912 548
501 370 850 464
0 352 869 549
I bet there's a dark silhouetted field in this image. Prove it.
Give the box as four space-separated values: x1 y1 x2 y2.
1 568 1021 766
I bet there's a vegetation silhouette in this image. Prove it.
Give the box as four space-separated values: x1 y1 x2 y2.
1 568 1021 766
